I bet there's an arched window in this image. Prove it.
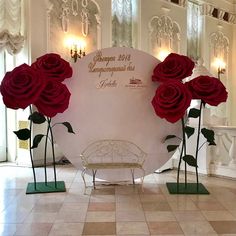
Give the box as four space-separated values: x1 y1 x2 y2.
112 0 137 48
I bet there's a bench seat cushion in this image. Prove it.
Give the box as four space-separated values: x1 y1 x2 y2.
84 162 142 169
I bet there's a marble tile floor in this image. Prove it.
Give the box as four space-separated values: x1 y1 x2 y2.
1 164 236 235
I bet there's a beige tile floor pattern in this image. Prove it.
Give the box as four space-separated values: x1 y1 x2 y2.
1 164 236 235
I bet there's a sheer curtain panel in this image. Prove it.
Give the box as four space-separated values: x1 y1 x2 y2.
0 0 24 55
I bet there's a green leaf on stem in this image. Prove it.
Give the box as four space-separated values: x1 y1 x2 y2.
188 108 201 118
183 155 198 167
62 122 75 134
14 128 31 140
201 128 215 143
31 134 44 149
167 145 179 152
184 126 195 138
209 141 216 146
28 112 46 124
164 135 177 142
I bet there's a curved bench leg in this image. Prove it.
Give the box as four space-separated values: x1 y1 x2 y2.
92 169 97 189
140 167 145 192
130 169 135 185
81 167 87 194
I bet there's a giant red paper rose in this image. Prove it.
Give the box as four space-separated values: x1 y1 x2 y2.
34 80 71 117
186 76 228 106
152 53 195 83
0 63 45 109
151 81 192 123
31 53 73 82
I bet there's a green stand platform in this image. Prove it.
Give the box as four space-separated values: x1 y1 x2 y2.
26 181 66 194
166 182 209 194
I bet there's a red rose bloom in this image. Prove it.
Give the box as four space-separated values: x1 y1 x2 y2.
152 81 192 123
34 80 71 117
185 76 228 106
152 53 195 83
0 63 45 109
31 53 73 82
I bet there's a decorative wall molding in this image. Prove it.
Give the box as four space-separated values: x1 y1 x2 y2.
163 0 186 8
201 3 236 24
81 0 89 36
148 15 180 56
46 0 101 58
209 31 229 124
60 0 70 32
210 31 229 59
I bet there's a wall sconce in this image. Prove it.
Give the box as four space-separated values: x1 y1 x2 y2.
213 58 226 79
64 37 86 63
70 44 86 62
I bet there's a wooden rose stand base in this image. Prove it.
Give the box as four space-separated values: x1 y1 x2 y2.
166 182 209 194
26 181 66 194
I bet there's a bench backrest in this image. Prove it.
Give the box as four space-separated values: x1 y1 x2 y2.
80 139 146 166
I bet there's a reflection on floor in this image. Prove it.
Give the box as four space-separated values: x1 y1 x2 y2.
1 164 236 235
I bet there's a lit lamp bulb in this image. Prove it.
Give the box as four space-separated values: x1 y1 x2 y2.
157 49 170 61
64 36 86 62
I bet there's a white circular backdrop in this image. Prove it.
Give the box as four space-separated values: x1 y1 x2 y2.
53 47 181 181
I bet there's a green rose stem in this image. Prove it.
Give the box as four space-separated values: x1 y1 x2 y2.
195 101 203 191
43 123 50 185
183 119 187 188
184 147 187 188
29 106 37 190
47 118 57 188
177 118 186 192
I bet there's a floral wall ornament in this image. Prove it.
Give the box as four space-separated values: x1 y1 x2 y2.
81 0 89 37
151 53 228 194
0 53 75 194
60 0 70 32
48 0 101 59
149 15 180 59
71 0 79 16
210 31 229 63
81 9 89 37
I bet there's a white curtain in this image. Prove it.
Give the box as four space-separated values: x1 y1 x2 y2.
0 0 24 55
112 0 134 47
187 1 201 61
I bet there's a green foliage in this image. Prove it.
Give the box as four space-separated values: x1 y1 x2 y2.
31 134 45 149
188 108 201 118
184 126 195 138
14 128 31 140
183 155 198 167
164 135 177 142
201 128 216 145
28 112 46 124
167 145 179 152
61 122 75 134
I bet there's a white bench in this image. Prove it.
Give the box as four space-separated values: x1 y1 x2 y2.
80 139 146 191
